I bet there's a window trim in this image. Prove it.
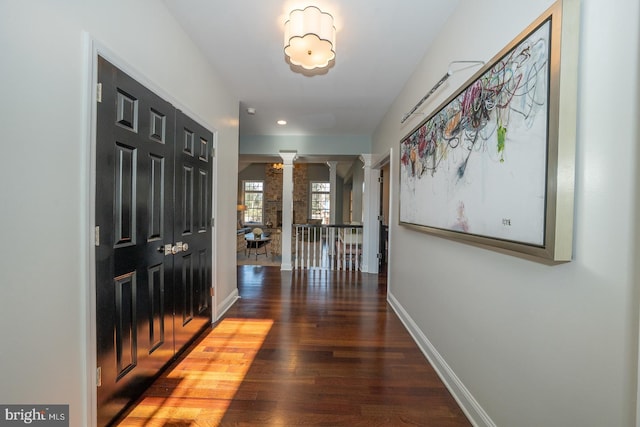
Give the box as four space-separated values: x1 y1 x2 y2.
310 181 331 224
242 180 264 225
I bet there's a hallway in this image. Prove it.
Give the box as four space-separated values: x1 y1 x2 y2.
115 266 470 426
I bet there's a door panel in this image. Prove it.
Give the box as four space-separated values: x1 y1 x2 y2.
114 271 137 380
173 113 212 350
96 56 213 426
96 57 177 425
114 143 136 247
147 263 165 353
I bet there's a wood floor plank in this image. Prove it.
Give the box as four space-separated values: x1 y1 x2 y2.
114 266 470 426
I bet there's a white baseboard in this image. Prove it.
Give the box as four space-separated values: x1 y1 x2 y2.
387 292 496 427
215 288 240 322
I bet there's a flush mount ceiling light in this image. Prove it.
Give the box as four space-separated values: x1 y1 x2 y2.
284 6 336 70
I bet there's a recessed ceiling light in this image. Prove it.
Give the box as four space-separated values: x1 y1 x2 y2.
277 120 287 125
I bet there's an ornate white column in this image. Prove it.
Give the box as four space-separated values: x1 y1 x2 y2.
360 154 380 274
279 151 297 271
327 161 338 224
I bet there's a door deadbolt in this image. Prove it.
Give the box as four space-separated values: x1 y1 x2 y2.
159 244 173 256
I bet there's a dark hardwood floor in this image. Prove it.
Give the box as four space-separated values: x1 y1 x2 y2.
115 266 470 426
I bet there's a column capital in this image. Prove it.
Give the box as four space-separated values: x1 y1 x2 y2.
279 151 298 165
359 154 374 168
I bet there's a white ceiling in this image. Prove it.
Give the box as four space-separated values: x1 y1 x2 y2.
163 0 460 138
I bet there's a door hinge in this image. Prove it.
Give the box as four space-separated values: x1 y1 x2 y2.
377 215 384 221
96 83 102 103
211 148 215 158
210 287 215 297
96 367 102 387
377 176 383 183
210 218 215 228
95 226 100 246
377 253 383 259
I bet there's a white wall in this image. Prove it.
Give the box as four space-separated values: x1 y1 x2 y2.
0 1 239 425
374 0 640 426
347 159 365 223
240 134 371 156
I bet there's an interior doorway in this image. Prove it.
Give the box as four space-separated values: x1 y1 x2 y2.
379 162 390 273
94 56 214 425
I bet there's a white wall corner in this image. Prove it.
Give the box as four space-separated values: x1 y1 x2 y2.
279 151 297 271
359 154 380 273
327 160 338 224
387 291 496 427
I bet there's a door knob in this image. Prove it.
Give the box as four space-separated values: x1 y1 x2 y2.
174 241 187 254
160 243 187 255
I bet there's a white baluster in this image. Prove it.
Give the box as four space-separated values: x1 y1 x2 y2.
294 225 299 270
312 226 317 268
355 227 360 271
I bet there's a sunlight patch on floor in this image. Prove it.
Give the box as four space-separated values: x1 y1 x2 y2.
116 318 274 426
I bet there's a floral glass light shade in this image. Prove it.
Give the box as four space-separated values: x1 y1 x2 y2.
284 6 336 70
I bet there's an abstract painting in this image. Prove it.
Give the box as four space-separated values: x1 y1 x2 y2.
399 1 578 261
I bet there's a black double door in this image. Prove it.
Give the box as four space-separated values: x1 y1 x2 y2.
95 56 212 425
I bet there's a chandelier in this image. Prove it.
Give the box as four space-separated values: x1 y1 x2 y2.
284 6 336 70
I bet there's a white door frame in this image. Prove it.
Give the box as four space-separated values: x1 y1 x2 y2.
82 33 219 427
372 151 391 278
